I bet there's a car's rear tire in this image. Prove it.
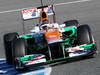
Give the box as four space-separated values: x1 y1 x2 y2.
77 24 93 44
64 20 79 27
4 32 18 64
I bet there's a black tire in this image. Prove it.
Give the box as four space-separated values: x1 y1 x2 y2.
77 24 93 44
13 38 27 70
64 20 79 27
4 32 18 64
13 38 26 58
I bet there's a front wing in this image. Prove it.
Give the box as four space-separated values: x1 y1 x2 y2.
15 44 96 69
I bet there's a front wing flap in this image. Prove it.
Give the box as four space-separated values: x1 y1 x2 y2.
16 54 46 67
65 44 96 57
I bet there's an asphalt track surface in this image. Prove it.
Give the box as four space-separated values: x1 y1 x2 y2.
0 0 100 75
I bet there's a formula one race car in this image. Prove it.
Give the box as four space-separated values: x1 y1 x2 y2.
3 4 97 70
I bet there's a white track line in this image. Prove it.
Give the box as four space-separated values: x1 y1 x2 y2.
0 0 91 14
0 58 6 60
54 0 91 6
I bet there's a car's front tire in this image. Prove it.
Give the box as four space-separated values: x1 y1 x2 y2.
77 24 97 57
77 24 93 44
4 32 18 64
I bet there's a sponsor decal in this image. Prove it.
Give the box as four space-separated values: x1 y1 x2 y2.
67 47 84 52
21 5 54 20
26 58 46 65
69 52 86 57
66 47 86 57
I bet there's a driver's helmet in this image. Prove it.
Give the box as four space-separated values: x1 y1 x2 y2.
40 11 49 25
